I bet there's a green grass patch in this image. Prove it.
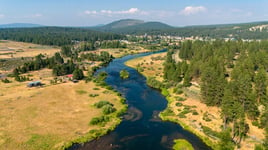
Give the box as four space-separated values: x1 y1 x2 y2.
161 88 169 97
160 107 175 117
76 90 87 95
173 139 194 150
23 134 60 150
201 125 220 139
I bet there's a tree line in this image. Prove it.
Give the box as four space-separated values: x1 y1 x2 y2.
164 40 268 149
0 27 125 46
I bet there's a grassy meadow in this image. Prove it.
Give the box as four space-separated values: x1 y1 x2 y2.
0 41 127 150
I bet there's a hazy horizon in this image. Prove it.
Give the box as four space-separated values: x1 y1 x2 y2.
1 0 268 27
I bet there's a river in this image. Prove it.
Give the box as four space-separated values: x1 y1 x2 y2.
70 50 211 150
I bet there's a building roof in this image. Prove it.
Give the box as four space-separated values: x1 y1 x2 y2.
28 81 41 84
66 74 73 78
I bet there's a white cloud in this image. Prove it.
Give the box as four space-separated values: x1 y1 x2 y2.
84 8 142 16
0 14 5 18
33 13 42 17
84 10 97 15
117 8 139 14
180 6 207 15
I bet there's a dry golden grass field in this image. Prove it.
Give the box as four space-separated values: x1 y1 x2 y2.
0 41 126 150
0 71 125 149
125 52 166 81
98 46 151 58
125 52 265 150
0 40 60 59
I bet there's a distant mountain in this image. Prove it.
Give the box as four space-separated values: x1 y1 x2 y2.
0 23 44 29
98 19 144 31
92 19 174 33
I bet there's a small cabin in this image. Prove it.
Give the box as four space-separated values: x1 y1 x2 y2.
66 74 73 80
27 81 42 87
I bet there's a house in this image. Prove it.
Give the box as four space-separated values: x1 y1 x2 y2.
66 74 73 80
27 81 42 87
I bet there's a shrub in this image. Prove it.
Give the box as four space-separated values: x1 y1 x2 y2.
1 78 11 83
173 88 183 94
102 105 116 115
203 112 212 122
89 94 99 97
176 97 186 101
252 121 259 127
120 69 130 79
178 113 186 118
147 77 164 89
192 111 199 115
175 102 183 107
94 101 113 108
120 98 126 104
89 116 110 125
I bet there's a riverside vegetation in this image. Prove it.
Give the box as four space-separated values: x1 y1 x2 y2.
126 40 268 150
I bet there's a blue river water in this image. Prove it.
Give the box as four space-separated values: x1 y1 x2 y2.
71 50 211 150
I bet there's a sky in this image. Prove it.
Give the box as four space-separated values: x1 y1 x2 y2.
1 0 268 27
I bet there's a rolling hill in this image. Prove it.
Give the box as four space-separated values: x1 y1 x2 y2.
92 19 174 33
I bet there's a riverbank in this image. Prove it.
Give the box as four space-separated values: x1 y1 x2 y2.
125 52 219 149
125 52 265 150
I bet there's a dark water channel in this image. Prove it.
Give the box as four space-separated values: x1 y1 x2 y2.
71 50 211 150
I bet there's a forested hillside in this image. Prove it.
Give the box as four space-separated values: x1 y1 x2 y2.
164 40 268 149
0 27 125 46
90 19 268 39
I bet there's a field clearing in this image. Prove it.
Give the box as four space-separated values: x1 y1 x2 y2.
125 52 265 150
125 52 166 81
98 46 152 58
0 70 125 149
0 40 60 59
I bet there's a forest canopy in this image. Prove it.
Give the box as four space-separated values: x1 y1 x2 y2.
0 27 125 46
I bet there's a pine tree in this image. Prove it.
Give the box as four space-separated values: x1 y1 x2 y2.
219 128 235 150
73 68 84 80
255 68 267 104
183 71 192 87
221 86 235 129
